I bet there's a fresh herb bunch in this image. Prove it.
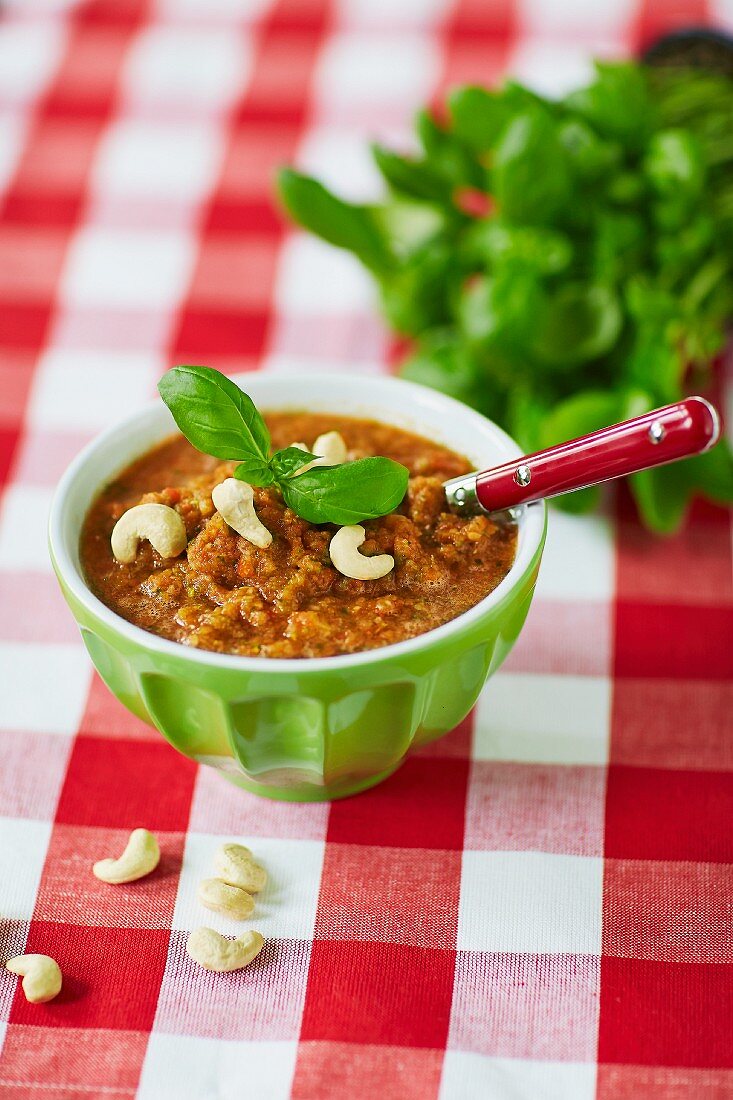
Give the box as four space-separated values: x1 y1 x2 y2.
278 61 733 533
158 366 409 525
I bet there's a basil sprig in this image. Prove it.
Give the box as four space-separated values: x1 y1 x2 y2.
277 63 733 534
158 366 409 526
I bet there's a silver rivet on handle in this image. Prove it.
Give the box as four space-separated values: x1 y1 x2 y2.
514 464 531 487
648 421 665 444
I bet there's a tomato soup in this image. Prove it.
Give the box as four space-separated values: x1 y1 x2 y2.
81 413 517 658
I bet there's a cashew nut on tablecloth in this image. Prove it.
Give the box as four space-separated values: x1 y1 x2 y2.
92 828 160 884
213 843 268 893
197 878 255 921
186 928 264 972
211 479 272 548
329 524 395 580
111 503 187 563
5 954 62 1003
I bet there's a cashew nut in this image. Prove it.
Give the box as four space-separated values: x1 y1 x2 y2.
92 828 160 884
329 524 394 580
197 878 255 921
292 431 348 476
312 430 348 466
6 954 62 1003
211 479 272 548
213 843 267 894
186 927 264 972
111 503 187 564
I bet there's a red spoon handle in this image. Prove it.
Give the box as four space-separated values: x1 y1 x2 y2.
467 397 719 512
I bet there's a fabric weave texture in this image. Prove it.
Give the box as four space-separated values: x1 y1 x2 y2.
0 0 731 1097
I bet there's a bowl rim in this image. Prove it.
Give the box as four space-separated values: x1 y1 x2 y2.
49 372 547 671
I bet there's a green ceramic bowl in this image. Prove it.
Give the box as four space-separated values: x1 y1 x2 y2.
49 374 546 801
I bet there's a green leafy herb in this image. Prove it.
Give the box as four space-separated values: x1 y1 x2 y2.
371 143 451 204
158 367 408 526
280 458 409 525
158 365 270 461
492 109 572 225
232 455 274 487
448 86 512 152
530 284 623 366
277 169 394 274
277 59 733 534
269 446 318 480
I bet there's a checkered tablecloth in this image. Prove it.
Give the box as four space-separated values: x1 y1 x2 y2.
1 0 732 1097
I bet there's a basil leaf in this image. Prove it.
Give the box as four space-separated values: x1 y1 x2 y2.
448 85 511 151
558 119 621 180
234 456 275 487
400 330 484 409
414 109 484 189
270 446 317 479
492 109 571 225
530 284 622 366
691 439 733 504
371 200 448 260
553 486 602 514
280 457 409 525
564 61 653 152
632 437 733 534
159 366 270 461
277 169 394 274
644 129 705 198
458 270 542 347
630 465 691 534
380 242 454 336
462 220 572 274
536 390 628 450
372 144 451 204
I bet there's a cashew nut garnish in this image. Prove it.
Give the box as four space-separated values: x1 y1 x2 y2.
329 524 394 580
111 503 187 564
213 843 267 894
312 430 348 467
6 954 62 1004
186 928 264 972
292 430 348 476
92 828 160 884
211 478 272 548
197 878 255 921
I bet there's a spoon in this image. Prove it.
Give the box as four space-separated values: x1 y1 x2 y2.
444 396 721 515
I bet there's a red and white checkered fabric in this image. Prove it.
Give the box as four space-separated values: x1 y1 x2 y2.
0 0 731 1097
